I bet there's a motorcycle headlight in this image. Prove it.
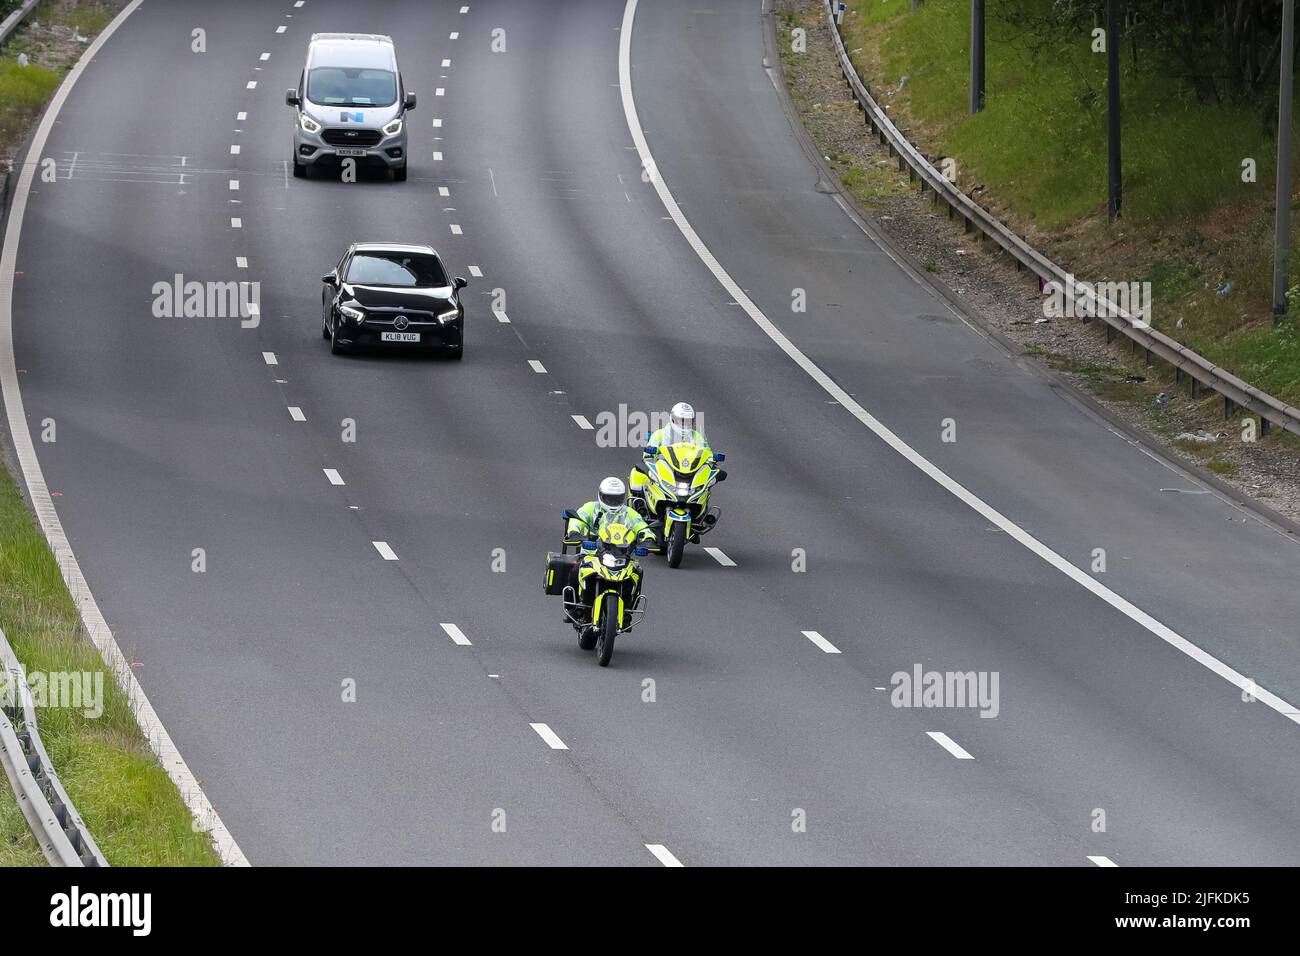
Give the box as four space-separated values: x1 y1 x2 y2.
601 552 625 569
436 306 460 324
383 117 403 137
339 304 365 323
299 113 322 134
676 482 691 496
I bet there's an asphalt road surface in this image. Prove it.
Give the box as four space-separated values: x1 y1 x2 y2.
5 0 1300 865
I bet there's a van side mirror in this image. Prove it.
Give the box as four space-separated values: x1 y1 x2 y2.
286 88 300 107
404 91 417 111
453 276 467 291
322 271 338 286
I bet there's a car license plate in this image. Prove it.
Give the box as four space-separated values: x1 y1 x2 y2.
335 148 367 157
381 331 420 343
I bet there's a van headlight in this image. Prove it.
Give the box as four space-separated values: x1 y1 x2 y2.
383 117 403 137
299 113 322 134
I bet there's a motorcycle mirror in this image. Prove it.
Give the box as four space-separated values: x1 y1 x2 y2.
716 470 728 482
714 453 725 463
634 547 648 557
562 509 577 520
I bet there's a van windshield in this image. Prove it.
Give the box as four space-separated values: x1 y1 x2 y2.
307 67 397 107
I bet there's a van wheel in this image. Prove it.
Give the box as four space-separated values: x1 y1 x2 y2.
393 165 408 182
292 158 306 178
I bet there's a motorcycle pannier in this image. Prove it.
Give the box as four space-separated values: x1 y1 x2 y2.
544 552 579 595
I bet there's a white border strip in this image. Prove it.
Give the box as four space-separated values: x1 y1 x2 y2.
617 0 1300 727
0 0 249 865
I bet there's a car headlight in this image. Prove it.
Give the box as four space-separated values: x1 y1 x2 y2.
436 306 460 324
601 552 625 569
299 113 322 134
339 304 365 323
383 117 403 137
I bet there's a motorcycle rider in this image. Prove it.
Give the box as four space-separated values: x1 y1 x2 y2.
630 402 724 510
564 477 655 624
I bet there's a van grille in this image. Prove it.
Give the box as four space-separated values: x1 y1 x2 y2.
322 128 382 147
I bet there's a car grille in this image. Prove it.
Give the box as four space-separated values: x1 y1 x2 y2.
322 128 382 147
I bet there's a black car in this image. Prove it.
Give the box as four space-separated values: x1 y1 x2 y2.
321 242 466 356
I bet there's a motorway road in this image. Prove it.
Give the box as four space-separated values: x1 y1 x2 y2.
5 0 1300 865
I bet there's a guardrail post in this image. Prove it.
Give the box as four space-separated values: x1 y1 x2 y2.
1225 395 1234 419
1191 378 1201 399
1262 416 1272 437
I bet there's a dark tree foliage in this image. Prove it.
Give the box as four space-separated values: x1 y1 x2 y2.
995 0 1294 104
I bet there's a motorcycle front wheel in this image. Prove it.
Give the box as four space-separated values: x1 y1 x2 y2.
666 521 687 568
596 600 618 667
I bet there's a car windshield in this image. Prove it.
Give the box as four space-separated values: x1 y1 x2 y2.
346 253 447 288
307 67 397 107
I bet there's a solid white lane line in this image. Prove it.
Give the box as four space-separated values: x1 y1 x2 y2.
801 630 840 654
572 414 593 429
1088 855 1118 867
235 256 247 268
926 732 974 760
0 0 246 867
323 469 344 486
231 217 242 227
372 541 398 561
646 844 684 867
261 351 277 365
493 310 510 323
468 265 482 277
529 722 568 750
440 623 472 646
703 546 735 566
617 0 1300 728
528 359 546 373
287 406 305 421
450 223 462 235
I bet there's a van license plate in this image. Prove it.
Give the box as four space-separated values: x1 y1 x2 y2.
335 148 367 157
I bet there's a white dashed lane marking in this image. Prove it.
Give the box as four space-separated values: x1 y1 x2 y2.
235 256 247 268
646 844 683 867
468 265 482 277
287 406 305 421
450 224 462 235
801 630 840 654
246 81 257 90
1088 855 1118 867
493 310 510 323
703 546 735 566
440 623 472 646
572 414 593 429
529 723 567 750
528 360 546 373
231 217 242 228
433 151 443 161
372 541 398 561
926 732 974 760
323 469 344 486
261 351 277 365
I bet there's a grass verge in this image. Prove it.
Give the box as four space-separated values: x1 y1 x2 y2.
839 0 1300 406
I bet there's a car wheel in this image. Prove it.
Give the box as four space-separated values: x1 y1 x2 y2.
292 157 306 178
329 317 347 355
393 164 408 182
322 303 332 339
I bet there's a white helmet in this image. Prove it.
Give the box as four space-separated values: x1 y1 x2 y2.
598 476 627 514
670 402 696 442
